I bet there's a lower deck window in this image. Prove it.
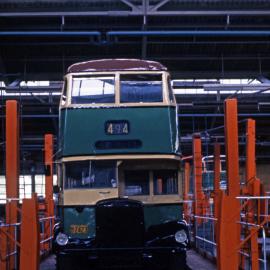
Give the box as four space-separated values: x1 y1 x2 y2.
124 170 149 196
153 170 178 195
65 160 117 189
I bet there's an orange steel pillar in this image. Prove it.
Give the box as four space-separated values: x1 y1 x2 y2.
213 143 220 220
192 135 205 218
20 194 40 270
246 119 256 184
244 119 261 269
217 99 241 270
246 119 261 223
183 162 191 222
45 134 54 204
5 100 19 270
0 227 8 270
44 134 54 251
225 99 240 198
250 227 259 270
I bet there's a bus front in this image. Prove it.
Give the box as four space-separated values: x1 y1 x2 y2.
54 59 190 270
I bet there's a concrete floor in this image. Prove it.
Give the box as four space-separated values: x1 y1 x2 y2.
186 250 216 270
40 250 217 270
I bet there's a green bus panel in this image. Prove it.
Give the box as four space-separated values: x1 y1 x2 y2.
144 204 182 230
63 204 182 239
59 106 180 157
63 207 96 239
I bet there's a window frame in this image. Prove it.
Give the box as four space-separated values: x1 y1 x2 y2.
63 160 118 190
153 169 179 196
71 74 116 105
123 169 151 196
61 71 176 108
119 73 164 104
60 78 68 107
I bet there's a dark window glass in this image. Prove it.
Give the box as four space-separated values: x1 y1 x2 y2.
65 160 117 189
72 76 115 104
120 74 163 103
153 170 178 195
124 170 149 196
95 140 142 150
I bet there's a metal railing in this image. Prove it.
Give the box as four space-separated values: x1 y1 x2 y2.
0 222 20 270
0 215 55 269
237 196 270 270
184 195 270 270
193 215 217 258
39 216 55 255
238 223 268 270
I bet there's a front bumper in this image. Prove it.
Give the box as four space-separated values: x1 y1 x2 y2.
56 246 187 268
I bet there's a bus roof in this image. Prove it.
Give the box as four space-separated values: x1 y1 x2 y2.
67 59 167 73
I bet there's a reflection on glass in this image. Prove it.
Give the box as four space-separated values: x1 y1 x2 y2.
153 170 178 195
120 74 163 103
124 170 149 196
72 76 115 104
65 160 117 189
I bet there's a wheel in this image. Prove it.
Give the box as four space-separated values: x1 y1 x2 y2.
169 252 192 270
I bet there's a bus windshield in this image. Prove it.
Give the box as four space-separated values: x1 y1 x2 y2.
64 160 117 189
69 73 165 105
72 75 115 104
120 74 163 103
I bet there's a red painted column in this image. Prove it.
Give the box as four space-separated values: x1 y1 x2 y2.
5 100 19 269
45 134 53 201
20 194 40 270
225 99 240 198
44 134 54 251
245 119 262 223
183 162 191 222
0 227 7 270
213 143 220 219
250 227 259 270
217 99 241 270
193 135 204 220
246 119 256 184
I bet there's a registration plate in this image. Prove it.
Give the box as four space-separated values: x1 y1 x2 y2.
105 121 129 135
70 225 88 234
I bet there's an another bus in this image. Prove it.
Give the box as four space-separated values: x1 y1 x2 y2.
53 59 190 270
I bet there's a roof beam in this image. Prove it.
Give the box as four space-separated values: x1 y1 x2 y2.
120 0 141 12
1 10 270 17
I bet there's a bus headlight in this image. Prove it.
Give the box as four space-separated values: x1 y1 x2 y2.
175 230 187 243
56 233 69 246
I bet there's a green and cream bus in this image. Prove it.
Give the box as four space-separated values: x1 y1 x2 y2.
53 59 190 270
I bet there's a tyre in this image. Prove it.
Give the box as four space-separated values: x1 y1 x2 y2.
169 252 192 270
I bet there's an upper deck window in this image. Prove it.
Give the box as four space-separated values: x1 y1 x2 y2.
120 74 163 103
72 76 115 104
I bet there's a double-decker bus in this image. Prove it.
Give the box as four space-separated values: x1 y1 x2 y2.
53 59 190 270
